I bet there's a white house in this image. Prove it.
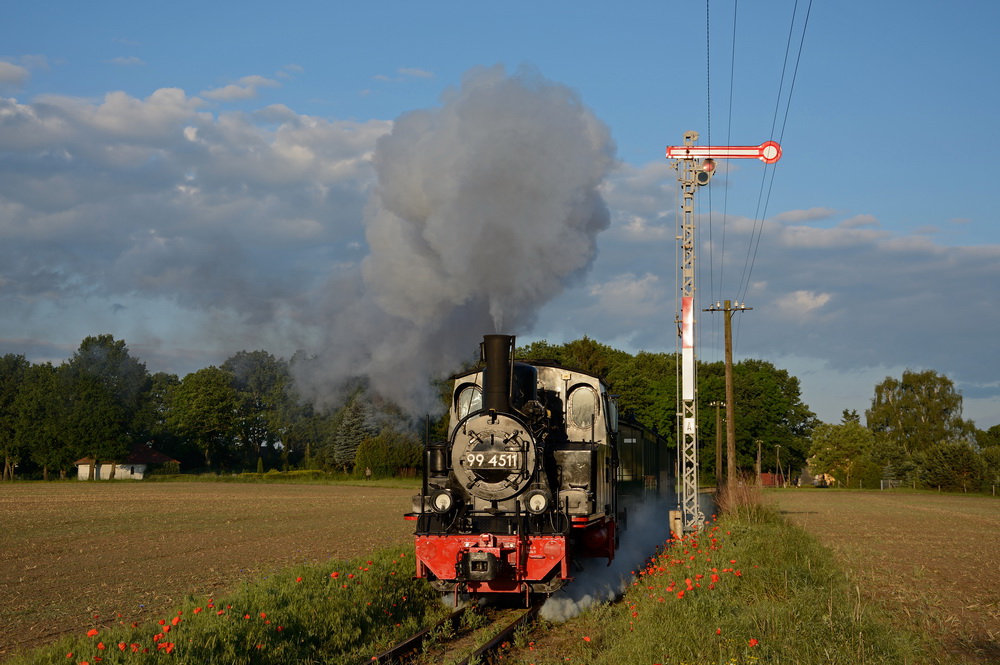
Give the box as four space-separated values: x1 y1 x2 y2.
75 442 179 480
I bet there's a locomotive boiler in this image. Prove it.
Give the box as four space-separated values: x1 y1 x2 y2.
406 334 673 599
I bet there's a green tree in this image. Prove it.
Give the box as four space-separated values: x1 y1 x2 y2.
15 363 72 480
732 359 816 477
809 420 875 487
975 424 1000 449
920 441 984 492
333 391 376 470
866 369 975 458
222 350 291 467
982 446 1000 488
167 367 240 469
63 335 151 479
0 354 30 480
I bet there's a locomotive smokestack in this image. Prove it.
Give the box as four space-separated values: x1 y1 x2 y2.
481 334 514 414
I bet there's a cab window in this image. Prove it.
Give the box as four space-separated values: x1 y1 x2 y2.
568 385 599 430
455 384 482 419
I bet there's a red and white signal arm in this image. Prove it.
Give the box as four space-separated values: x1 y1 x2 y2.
665 141 782 165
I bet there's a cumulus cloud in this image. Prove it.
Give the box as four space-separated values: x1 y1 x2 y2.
3 69 1000 428
0 85 390 371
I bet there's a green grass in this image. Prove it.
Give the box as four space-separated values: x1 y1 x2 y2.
521 503 938 665
10 547 446 665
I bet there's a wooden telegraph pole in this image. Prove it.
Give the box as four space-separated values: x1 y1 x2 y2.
705 300 751 492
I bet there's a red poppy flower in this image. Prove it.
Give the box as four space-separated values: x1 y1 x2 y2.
331 572 339 578
583 636 591 642
97 642 105 649
296 577 303 583
749 638 759 647
87 629 99 637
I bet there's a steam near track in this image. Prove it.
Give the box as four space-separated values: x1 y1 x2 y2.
294 65 616 414
540 500 674 622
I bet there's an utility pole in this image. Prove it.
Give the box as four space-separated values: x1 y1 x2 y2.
709 400 724 489
705 300 751 493
665 133 781 529
755 439 762 486
775 444 784 487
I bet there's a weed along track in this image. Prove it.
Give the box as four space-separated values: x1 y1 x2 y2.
370 602 541 665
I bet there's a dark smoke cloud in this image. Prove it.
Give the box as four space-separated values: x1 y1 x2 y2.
295 65 616 413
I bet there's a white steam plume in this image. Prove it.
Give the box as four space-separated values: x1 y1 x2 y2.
539 500 673 622
296 65 616 413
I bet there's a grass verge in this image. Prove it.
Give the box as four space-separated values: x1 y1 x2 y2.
9 547 446 665
518 498 943 664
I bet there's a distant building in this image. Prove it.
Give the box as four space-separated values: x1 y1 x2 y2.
74 443 179 480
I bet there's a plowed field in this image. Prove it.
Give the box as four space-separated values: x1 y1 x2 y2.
771 490 1000 663
0 482 415 661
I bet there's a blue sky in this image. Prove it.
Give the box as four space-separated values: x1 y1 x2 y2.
3 0 999 428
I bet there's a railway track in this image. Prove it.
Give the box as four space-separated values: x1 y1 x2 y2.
369 602 540 665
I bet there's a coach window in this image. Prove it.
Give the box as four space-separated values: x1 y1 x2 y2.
568 385 599 430
455 384 482 419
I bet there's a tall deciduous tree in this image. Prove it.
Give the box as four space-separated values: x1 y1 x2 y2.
809 420 875 487
222 350 291 467
0 354 30 480
731 359 816 476
865 369 976 458
63 335 151 479
167 367 239 469
16 363 72 480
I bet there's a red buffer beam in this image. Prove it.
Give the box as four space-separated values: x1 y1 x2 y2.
665 141 782 164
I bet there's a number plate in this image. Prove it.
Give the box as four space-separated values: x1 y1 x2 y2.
465 452 521 469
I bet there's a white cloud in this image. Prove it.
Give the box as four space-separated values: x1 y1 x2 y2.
105 56 146 66
201 75 281 101
0 61 30 86
772 207 836 224
772 289 832 320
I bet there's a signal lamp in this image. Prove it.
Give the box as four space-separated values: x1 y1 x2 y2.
696 159 716 186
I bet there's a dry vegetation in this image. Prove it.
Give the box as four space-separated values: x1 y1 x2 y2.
771 489 1000 663
0 482 415 661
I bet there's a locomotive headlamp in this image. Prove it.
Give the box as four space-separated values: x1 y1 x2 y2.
430 489 455 514
524 489 550 515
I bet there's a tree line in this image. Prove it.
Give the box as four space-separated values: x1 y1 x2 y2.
2 334 996 492
809 369 1000 491
0 335 422 480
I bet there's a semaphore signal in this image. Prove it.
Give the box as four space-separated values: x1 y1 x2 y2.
667 131 781 533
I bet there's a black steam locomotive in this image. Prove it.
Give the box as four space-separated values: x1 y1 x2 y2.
406 334 674 600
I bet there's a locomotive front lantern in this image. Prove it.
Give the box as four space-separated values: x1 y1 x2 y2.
523 489 551 514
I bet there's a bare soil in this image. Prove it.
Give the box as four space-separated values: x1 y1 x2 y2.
0 481 416 661
771 489 1000 664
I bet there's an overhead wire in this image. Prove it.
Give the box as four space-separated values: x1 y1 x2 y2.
736 0 814 309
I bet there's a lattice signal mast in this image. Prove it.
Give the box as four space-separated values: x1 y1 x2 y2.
665 131 782 531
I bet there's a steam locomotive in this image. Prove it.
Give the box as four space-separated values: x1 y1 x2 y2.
406 334 674 600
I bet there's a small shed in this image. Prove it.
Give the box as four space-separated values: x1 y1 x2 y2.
75 443 179 480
